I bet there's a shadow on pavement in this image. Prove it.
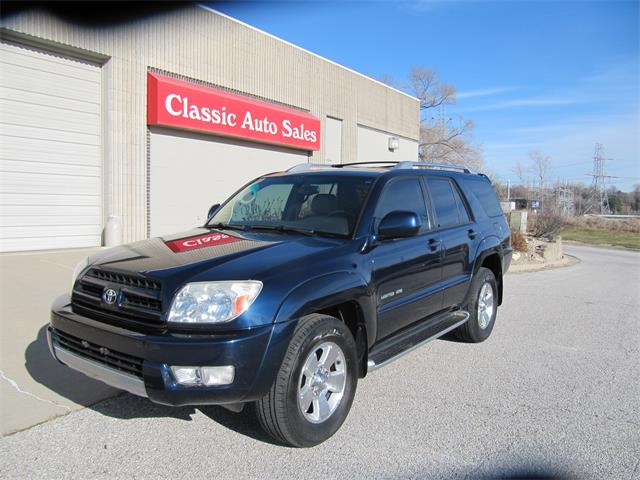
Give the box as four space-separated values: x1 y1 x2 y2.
438 331 466 343
24 325 119 406
24 325 278 444
199 404 281 445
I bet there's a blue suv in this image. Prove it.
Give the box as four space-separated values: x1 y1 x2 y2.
49 161 511 447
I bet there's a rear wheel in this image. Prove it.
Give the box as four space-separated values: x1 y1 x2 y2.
454 267 498 343
255 314 358 447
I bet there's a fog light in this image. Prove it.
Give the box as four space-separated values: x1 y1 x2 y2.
201 366 235 385
170 366 235 386
171 366 201 386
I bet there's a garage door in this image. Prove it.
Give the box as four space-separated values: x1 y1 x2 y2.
149 128 308 237
0 42 102 252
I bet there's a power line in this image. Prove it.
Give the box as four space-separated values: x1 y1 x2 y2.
553 161 593 169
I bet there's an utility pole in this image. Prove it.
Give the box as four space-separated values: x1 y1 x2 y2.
585 143 613 214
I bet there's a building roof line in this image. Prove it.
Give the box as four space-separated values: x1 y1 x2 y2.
198 4 420 103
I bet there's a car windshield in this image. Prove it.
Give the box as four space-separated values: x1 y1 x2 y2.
207 174 375 237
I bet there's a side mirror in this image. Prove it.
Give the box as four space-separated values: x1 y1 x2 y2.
207 203 221 221
377 211 421 239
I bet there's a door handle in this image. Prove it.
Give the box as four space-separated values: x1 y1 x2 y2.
468 229 477 239
428 238 441 251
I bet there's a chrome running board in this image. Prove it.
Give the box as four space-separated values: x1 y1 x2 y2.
367 310 469 372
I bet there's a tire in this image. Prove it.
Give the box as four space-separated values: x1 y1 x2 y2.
255 314 358 447
454 267 498 343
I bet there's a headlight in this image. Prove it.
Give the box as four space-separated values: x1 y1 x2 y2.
168 281 263 325
70 257 90 290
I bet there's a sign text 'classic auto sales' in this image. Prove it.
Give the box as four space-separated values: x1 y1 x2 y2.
147 73 320 150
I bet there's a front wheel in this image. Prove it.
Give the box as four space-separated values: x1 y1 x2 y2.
255 314 358 447
454 267 498 343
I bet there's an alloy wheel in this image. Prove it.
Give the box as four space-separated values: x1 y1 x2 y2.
297 341 347 424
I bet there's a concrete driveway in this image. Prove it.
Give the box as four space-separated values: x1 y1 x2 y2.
0 248 117 435
1 244 638 479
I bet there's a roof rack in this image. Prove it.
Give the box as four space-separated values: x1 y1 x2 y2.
286 163 332 172
335 161 400 168
393 161 474 174
285 161 476 175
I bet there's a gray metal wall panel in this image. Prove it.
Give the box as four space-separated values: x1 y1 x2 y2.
356 125 419 162
1 5 419 243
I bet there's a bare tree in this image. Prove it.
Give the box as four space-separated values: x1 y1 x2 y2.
511 161 527 184
410 66 456 111
418 119 483 169
377 74 398 89
529 151 552 190
405 66 483 169
529 151 552 211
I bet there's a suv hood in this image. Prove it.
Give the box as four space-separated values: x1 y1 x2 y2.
87 228 345 282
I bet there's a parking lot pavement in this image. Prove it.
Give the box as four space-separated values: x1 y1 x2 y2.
1 244 638 479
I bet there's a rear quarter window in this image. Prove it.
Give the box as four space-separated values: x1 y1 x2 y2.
462 178 503 218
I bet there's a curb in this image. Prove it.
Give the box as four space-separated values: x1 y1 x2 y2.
562 240 640 252
508 254 580 274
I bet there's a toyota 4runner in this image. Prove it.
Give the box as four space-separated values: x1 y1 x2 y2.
49 161 511 447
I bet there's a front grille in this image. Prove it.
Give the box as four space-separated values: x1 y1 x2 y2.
71 268 164 329
88 269 161 290
54 330 143 379
123 291 162 311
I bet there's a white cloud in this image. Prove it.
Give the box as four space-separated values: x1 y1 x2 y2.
483 142 540 150
463 97 583 113
456 86 517 99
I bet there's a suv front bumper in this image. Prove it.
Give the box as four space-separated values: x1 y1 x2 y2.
48 296 288 407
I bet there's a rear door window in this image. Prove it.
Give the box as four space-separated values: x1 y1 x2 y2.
425 177 460 229
451 181 471 224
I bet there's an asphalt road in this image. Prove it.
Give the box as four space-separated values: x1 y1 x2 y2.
1 244 638 479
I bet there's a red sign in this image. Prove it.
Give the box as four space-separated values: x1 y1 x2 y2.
147 73 320 151
165 232 240 253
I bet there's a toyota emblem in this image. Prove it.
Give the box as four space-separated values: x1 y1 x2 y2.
102 288 118 305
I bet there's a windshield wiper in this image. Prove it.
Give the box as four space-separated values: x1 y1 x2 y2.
249 225 317 236
207 222 250 231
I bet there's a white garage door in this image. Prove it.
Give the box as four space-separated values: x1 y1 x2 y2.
149 128 308 237
0 42 102 252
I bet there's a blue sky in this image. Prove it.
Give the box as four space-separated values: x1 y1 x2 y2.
213 0 639 190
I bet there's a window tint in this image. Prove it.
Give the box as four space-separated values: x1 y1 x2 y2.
209 175 374 237
462 178 503 217
299 183 335 217
230 184 293 223
451 181 471 223
376 178 427 231
426 177 459 228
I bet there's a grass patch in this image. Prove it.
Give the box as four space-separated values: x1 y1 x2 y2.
561 227 640 250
